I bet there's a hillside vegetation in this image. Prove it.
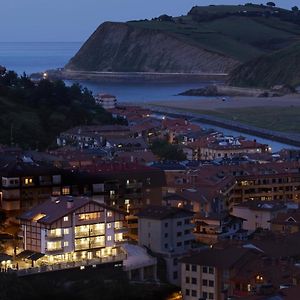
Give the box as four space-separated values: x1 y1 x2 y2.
66 4 300 81
0 70 123 149
230 42 300 87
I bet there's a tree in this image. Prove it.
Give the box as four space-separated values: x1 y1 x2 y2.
266 2 276 7
292 6 299 12
150 139 186 161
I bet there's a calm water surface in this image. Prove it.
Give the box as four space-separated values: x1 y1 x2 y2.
0 42 298 151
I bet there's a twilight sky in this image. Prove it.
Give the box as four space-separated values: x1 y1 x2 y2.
1 0 299 42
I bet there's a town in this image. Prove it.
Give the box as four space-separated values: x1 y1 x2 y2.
0 90 299 300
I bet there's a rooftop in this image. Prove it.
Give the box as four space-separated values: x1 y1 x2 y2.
137 205 194 220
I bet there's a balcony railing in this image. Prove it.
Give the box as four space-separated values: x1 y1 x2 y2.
17 253 127 277
75 229 105 238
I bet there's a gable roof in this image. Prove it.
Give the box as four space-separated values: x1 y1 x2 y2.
19 196 124 225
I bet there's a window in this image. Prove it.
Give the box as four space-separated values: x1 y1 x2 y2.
191 277 197 284
177 221 182 226
184 240 190 245
186 277 190 284
184 219 190 225
173 271 178 279
107 223 112 229
203 279 208 286
63 228 69 235
63 216 69 222
191 265 197 272
203 292 208 299
177 242 182 247
78 212 100 221
185 264 190 271
64 241 69 247
173 258 178 266
107 236 112 241
164 233 168 238
164 222 168 228
209 267 214 274
24 178 33 185
191 290 197 297
184 229 190 235
185 289 190 296
107 211 113 217
62 187 70 195
203 266 208 273
177 232 182 237
209 292 214 299
164 243 168 249
209 280 214 287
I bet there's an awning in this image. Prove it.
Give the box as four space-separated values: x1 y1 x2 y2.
16 250 44 261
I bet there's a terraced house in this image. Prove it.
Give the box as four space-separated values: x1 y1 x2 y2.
20 196 126 264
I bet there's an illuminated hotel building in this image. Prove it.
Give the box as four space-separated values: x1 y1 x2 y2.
20 196 126 263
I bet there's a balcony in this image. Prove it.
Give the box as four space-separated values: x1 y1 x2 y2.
75 229 105 238
45 247 63 255
46 233 63 240
114 227 128 234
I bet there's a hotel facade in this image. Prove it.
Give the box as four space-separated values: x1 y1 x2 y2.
20 196 126 264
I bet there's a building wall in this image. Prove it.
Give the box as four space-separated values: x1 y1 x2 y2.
181 263 219 300
232 207 275 231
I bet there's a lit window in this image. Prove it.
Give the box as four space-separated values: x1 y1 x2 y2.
62 187 70 195
24 178 33 185
125 199 130 205
107 211 113 217
78 212 100 221
63 216 68 222
107 236 112 241
64 241 69 247
64 228 69 235
107 223 112 229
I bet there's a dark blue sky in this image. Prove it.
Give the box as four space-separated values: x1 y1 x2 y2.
1 0 298 42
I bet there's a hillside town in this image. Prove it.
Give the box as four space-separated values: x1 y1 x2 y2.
0 92 299 300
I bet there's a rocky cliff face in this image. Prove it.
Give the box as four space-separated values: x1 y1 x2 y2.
66 22 238 73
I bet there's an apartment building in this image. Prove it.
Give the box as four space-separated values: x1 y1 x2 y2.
20 196 126 264
0 160 63 212
180 247 254 300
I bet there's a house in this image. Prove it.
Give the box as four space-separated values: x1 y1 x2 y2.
19 196 127 265
194 213 246 244
94 94 117 109
270 210 300 234
138 205 195 285
232 201 287 232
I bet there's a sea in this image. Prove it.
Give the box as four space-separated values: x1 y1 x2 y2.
0 42 298 151
0 41 208 102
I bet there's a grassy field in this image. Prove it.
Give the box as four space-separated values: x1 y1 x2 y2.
152 104 300 133
128 5 300 63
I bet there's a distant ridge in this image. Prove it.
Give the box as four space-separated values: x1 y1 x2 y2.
66 4 300 87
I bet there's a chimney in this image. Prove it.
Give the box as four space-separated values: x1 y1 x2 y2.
67 199 74 209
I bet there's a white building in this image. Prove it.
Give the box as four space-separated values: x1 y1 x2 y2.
138 205 195 285
20 196 126 265
95 94 117 110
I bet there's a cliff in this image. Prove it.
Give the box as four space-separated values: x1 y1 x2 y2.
66 22 237 73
